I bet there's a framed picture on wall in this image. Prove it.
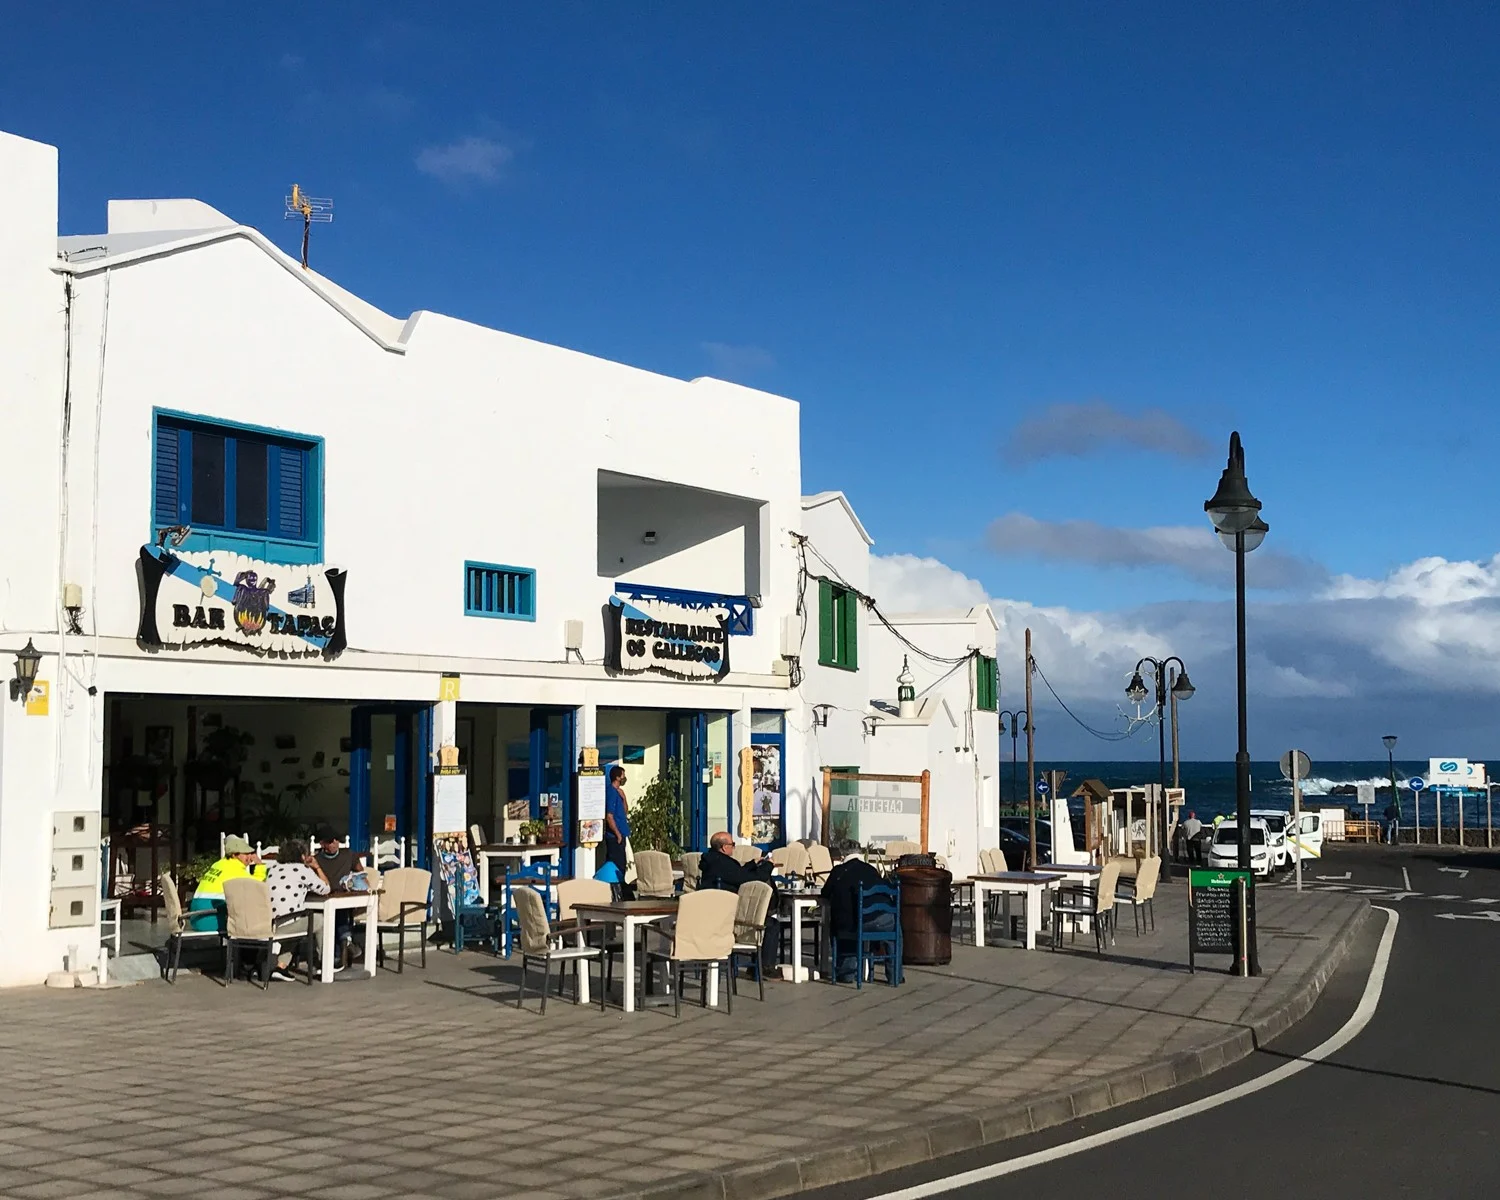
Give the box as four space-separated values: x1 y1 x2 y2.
623 744 646 765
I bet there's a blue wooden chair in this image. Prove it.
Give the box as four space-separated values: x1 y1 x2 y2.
502 862 560 956
831 880 903 988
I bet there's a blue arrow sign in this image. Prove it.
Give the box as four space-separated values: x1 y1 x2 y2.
1036 780 1050 795
1408 776 1426 792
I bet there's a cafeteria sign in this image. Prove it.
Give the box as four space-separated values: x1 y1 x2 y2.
137 545 348 659
604 595 730 681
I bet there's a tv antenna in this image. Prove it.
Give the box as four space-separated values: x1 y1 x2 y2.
284 184 333 270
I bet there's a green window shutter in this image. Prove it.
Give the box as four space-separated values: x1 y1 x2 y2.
979 656 997 710
818 580 835 665
842 588 859 670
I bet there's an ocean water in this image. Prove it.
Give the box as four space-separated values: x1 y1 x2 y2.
1006 760 1499 830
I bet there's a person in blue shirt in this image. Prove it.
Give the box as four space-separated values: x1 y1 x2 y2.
604 765 631 879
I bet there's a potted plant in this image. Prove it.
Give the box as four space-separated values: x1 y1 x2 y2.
518 818 547 846
630 761 685 856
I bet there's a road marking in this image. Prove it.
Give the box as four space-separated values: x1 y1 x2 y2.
1403 867 1411 890
1438 866 1470 880
1429 894 1461 901
1317 871 1352 881
1472 897 1500 904
1435 910 1500 922
867 907 1400 1199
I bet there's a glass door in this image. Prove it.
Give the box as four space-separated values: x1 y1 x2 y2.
529 708 576 849
350 705 421 856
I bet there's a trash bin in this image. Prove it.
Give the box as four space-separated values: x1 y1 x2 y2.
896 866 953 965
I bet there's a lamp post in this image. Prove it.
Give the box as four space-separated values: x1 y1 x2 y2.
1205 431 1264 976
1382 734 1399 844
998 709 1028 817
1126 657 1194 881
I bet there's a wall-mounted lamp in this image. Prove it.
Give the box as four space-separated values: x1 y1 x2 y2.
812 704 832 728
10 639 42 702
642 530 658 545
862 714 882 738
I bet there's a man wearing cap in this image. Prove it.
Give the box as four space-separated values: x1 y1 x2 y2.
188 836 259 932
312 827 363 965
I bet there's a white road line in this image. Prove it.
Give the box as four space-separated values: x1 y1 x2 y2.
1403 867 1411 890
870 907 1400 1199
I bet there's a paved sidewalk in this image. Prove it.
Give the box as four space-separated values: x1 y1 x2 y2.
0 887 1366 1200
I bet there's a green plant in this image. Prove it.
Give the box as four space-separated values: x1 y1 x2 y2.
181 851 218 885
630 759 685 856
250 777 335 844
518 818 548 839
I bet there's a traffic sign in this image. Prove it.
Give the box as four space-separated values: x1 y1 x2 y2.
1408 776 1426 792
1279 750 1311 782
1036 780 1050 796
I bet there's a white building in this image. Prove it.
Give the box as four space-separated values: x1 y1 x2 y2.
793 492 1000 877
0 129 813 985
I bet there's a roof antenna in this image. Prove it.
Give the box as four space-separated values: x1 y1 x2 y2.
284 184 333 270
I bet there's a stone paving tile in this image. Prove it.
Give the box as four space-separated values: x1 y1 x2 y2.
0 889 1358 1200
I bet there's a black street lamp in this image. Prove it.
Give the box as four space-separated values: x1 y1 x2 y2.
1205 431 1264 975
1126 657 1194 882
1383 734 1399 843
998 709 1028 817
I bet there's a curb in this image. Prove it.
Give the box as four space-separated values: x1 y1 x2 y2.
610 899 1372 1200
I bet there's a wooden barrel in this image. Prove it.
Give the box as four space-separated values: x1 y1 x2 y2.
896 866 953 965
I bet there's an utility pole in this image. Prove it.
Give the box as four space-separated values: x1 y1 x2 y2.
1025 627 1036 870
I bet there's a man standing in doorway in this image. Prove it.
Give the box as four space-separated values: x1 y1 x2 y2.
604 766 630 880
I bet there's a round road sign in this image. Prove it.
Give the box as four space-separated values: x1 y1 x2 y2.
1280 750 1312 782
1036 780 1050 796
1408 776 1426 792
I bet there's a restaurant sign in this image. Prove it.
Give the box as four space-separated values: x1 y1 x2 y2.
137 545 348 659
605 594 730 681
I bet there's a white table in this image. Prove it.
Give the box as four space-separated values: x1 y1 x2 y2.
782 891 823 983
476 844 564 906
572 900 681 1012
306 891 379 984
970 873 1060 950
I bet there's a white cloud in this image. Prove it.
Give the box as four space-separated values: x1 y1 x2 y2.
416 135 514 185
867 550 1500 757
701 342 776 379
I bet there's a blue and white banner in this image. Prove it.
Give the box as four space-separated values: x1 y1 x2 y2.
605 595 730 681
137 545 347 659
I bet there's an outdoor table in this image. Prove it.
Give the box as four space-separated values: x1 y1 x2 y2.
969 873 1061 950
476 844 564 906
780 888 823 982
572 899 684 1012
305 889 380 984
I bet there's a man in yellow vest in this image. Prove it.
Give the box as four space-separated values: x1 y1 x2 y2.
188 836 260 932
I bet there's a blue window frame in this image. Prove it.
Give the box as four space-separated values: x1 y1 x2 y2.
465 562 536 621
152 409 323 564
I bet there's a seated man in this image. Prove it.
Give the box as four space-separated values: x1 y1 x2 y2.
822 839 895 983
697 831 780 973
189 836 259 932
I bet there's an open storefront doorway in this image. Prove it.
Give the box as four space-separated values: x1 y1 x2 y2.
453 705 576 848
595 708 731 854
104 693 429 957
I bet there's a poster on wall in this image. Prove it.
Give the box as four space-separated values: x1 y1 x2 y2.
751 743 782 845
604 595 730 681
137 545 348 659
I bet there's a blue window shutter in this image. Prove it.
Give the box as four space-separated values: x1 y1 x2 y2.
154 425 181 526
276 446 304 541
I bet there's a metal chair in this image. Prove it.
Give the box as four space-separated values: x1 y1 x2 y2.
641 889 737 1017
1116 855 1160 934
680 852 702 891
512 887 607 1014
365 867 432 972
634 849 676 898
729 880 773 1001
831 880 903 988
1050 860 1122 954
159 871 224 983
502 861 560 956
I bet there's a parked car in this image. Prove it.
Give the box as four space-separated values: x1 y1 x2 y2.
996 825 1051 871
1208 819 1272 878
1285 810 1324 865
1249 809 1292 871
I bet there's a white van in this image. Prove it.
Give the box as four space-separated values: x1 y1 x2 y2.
1208 819 1273 878
1285 810 1324 864
1249 809 1292 872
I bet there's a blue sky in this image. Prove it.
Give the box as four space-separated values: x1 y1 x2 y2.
6 3 1500 757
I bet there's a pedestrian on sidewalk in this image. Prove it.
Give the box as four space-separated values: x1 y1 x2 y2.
1180 811 1203 865
1383 801 1400 845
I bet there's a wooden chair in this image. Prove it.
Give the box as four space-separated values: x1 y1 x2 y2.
831 880 903 988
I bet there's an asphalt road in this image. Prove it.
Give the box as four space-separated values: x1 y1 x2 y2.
808 844 1500 1200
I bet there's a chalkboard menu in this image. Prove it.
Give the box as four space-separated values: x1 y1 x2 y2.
1189 868 1254 973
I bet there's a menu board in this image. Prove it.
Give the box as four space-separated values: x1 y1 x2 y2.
577 771 606 845
1188 868 1254 972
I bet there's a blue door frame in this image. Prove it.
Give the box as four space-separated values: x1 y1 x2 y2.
349 703 427 858
529 707 577 853
751 711 786 851
666 712 709 851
